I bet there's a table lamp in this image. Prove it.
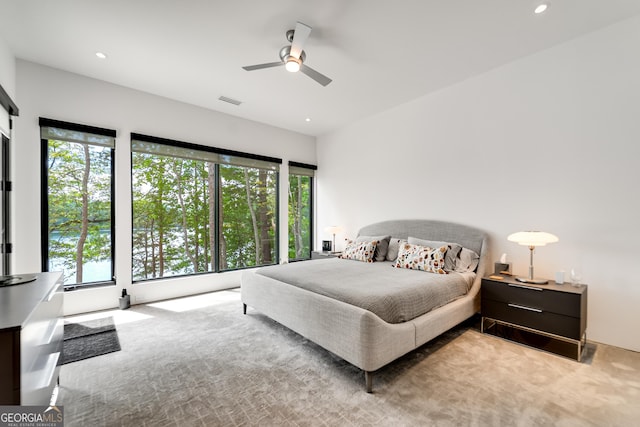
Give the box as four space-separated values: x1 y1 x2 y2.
324 225 343 252
507 231 558 284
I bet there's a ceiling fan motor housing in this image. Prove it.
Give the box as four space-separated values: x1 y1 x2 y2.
279 45 306 64
286 29 295 43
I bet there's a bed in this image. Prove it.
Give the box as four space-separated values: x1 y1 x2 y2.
241 219 489 392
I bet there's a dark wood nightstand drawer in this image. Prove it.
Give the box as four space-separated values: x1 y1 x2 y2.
481 276 588 360
482 279 581 317
483 299 582 340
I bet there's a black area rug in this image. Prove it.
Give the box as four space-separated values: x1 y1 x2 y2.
62 317 121 364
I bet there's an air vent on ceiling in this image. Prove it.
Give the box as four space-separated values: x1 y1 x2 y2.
218 96 242 106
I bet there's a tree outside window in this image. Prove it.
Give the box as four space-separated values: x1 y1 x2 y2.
41 120 115 287
131 136 279 281
131 154 215 280
219 164 277 270
288 164 314 261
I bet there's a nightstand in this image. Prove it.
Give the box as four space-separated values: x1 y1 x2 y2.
481 275 588 361
311 251 341 259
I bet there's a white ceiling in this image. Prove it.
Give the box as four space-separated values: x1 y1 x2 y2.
2 0 640 137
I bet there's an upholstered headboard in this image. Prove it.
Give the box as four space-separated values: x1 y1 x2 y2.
357 219 490 279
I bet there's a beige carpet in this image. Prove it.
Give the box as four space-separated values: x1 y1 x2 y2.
58 289 640 426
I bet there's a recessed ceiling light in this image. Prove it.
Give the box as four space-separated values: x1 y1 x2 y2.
95 52 107 59
305 118 311 122
534 4 548 14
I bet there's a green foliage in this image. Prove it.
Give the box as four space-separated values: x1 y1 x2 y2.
131 153 277 281
219 165 277 269
47 138 281 285
288 174 311 260
47 140 112 285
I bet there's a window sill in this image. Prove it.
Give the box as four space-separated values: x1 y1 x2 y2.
64 280 116 291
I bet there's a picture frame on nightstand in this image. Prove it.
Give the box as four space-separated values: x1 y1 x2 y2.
322 240 332 252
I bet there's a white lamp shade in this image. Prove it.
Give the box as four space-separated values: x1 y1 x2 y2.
324 225 343 235
508 231 559 246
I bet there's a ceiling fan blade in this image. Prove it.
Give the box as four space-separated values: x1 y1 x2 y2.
242 62 283 71
300 64 332 86
290 22 311 59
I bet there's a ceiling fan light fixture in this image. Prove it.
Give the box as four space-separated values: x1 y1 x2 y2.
285 57 301 72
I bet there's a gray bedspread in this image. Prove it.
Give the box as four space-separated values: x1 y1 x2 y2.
256 258 474 324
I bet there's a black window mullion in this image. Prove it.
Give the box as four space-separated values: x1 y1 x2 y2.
309 175 314 259
40 138 49 273
110 147 116 282
1 134 11 275
275 170 280 264
214 163 220 273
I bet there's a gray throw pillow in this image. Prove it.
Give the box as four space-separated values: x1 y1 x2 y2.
407 237 462 272
356 235 390 262
386 238 405 262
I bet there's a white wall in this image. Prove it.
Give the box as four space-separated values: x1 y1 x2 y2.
0 35 15 99
317 15 640 352
13 60 316 315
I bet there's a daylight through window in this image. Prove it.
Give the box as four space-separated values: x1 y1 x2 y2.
131 134 280 281
40 118 115 287
288 162 315 261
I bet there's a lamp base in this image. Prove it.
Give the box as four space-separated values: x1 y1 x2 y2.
515 276 549 284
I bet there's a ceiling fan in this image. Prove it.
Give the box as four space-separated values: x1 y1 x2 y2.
242 22 332 87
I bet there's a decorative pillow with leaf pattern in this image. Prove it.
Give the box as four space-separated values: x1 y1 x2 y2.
393 242 448 274
339 240 378 263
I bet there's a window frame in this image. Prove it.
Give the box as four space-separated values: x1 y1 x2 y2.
130 133 282 283
1 133 11 275
287 161 316 262
40 117 116 290
0 83 18 275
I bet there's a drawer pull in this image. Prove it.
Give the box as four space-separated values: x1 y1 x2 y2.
508 283 543 291
508 303 542 313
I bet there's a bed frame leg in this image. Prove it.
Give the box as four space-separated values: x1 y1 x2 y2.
243 303 247 315
365 371 373 393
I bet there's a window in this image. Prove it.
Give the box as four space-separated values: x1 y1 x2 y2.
219 163 278 270
1 132 10 276
131 149 214 279
40 118 115 287
288 162 315 261
131 134 280 281
0 84 18 275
